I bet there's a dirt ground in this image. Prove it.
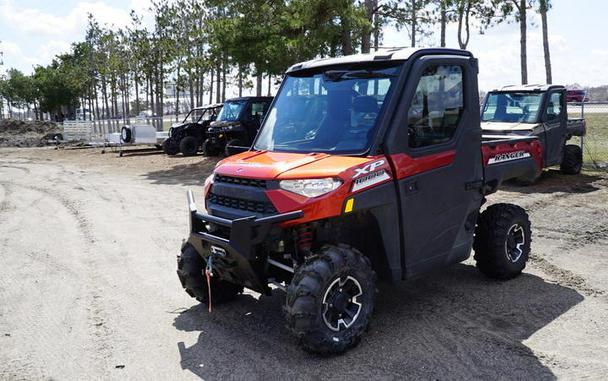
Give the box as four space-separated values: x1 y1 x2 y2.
1 146 607 380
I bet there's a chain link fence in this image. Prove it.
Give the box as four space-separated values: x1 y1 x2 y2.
568 102 608 170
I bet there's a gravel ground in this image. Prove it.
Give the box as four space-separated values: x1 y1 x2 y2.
1 146 607 380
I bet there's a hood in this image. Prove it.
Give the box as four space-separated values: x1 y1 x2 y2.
481 121 540 132
210 120 241 129
214 150 376 180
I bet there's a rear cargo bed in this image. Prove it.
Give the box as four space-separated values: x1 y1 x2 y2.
481 135 543 194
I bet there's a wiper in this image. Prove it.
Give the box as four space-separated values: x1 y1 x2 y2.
323 70 396 82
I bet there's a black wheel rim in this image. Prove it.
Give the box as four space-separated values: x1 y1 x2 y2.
505 224 525 263
322 276 363 332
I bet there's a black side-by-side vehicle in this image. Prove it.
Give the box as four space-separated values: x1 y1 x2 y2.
163 104 223 156
202 96 273 157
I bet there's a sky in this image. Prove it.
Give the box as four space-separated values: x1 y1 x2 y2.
0 0 607 92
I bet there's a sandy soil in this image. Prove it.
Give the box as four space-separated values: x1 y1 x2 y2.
1 146 607 380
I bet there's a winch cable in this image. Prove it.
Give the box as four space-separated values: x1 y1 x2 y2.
205 256 214 312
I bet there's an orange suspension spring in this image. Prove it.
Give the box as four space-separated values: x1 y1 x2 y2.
296 223 313 253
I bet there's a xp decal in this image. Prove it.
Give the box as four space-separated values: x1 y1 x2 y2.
353 159 386 179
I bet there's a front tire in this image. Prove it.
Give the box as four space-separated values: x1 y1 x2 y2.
560 144 583 174
177 245 242 305
163 139 179 155
202 138 220 156
473 203 531 280
285 245 376 355
179 136 199 157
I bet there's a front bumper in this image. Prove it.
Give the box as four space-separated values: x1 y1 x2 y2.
185 190 303 294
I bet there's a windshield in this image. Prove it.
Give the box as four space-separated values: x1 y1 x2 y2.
216 101 246 122
482 92 542 123
181 106 221 123
253 64 403 154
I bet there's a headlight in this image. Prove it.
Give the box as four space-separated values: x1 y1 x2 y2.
279 178 342 198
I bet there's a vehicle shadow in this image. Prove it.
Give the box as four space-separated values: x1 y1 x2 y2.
143 158 221 186
110 148 165 157
173 263 583 380
502 169 603 194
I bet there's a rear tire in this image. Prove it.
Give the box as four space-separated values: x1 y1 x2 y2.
179 136 198 156
177 245 242 304
285 244 376 355
473 203 531 280
163 139 179 155
560 144 583 174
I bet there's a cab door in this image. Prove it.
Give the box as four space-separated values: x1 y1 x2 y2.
384 55 484 278
542 90 566 167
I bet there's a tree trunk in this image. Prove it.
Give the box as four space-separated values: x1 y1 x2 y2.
94 83 100 126
267 74 272 96
209 68 214 104
457 0 471 49
361 0 376 53
134 75 140 116
222 58 227 102
238 65 243 97
340 15 354 55
189 75 195 109
410 1 417 47
175 65 181 122
102 77 110 119
215 63 221 104
519 0 528 84
540 0 552 84
440 0 447 47
256 71 263 96
373 12 380 51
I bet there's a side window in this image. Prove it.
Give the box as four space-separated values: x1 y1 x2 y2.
250 102 269 117
249 102 270 125
407 65 464 148
546 92 563 122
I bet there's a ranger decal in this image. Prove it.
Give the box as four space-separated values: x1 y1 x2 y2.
351 169 391 192
488 151 531 165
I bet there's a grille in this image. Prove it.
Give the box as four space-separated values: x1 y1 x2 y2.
207 192 277 214
215 175 267 188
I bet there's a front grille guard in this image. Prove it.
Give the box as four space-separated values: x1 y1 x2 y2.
186 190 303 293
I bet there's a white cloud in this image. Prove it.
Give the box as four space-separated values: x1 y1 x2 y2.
0 0 149 73
0 0 134 37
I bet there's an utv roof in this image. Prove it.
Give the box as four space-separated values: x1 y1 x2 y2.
490 84 566 93
225 96 273 102
193 103 223 110
286 48 473 73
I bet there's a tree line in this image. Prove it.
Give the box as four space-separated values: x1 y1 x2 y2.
0 0 552 122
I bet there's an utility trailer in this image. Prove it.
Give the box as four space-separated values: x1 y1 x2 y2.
176 48 542 354
481 84 586 181
104 123 168 157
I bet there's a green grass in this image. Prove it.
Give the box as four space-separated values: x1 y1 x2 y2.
570 113 608 166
